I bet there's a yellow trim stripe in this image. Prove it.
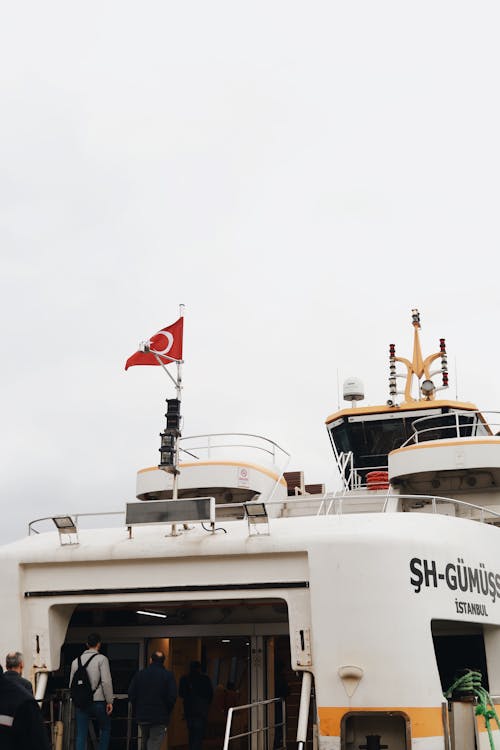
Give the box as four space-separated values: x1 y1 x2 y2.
137 461 288 487
325 400 478 425
318 706 443 738
477 705 500 733
391 438 500 456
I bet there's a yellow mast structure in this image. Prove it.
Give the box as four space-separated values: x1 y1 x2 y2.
390 309 448 404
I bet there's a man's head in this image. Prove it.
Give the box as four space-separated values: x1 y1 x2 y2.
150 651 165 665
86 633 102 650
189 660 201 674
6 651 24 674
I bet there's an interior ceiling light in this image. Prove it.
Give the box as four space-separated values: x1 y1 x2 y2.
136 610 167 619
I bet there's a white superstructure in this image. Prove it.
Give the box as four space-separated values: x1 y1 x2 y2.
2 310 500 750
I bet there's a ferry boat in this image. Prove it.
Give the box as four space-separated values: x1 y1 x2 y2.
1 309 500 750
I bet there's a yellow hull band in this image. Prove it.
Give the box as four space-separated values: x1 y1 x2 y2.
477 705 500 733
391 438 500 455
137 461 288 487
318 706 443 738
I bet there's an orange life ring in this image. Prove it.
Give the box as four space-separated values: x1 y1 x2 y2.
366 470 389 490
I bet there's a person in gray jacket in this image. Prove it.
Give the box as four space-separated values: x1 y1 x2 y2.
69 633 114 750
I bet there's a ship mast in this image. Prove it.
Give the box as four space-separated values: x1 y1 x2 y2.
389 309 449 404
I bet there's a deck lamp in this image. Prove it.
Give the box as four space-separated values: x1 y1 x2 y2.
244 502 269 535
52 516 78 546
52 516 77 533
244 502 268 519
421 379 435 398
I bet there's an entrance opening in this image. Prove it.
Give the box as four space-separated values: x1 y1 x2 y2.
432 620 494 750
169 635 251 750
52 597 314 749
432 620 489 692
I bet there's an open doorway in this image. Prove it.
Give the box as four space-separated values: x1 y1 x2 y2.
168 636 251 750
57 597 300 749
432 620 489 693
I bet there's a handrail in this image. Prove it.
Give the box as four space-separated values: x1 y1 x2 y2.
179 433 291 462
222 696 286 750
401 410 500 447
28 491 500 536
380 493 500 519
29 510 125 536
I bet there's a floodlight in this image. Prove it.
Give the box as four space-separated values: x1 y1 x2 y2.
244 502 269 535
52 516 77 533
244 502 268 519
52 516 78 546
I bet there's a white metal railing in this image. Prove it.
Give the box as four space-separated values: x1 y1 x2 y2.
178 433 291 504
27 491 500 537
179 433 290 465
315 492 500 521
29 511 125 536
222 697 286 750
330 452 389 493
380 493 500 521
402 410 500 446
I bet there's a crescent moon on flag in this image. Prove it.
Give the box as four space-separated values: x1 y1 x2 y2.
150 330 174 355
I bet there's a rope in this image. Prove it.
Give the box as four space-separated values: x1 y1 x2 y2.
444 670 500 750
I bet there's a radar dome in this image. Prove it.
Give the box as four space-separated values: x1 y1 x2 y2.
343 377 364 402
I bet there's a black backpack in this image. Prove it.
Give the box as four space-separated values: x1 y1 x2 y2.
70 653 100 709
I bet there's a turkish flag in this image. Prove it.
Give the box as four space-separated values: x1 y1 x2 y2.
125 318 184 370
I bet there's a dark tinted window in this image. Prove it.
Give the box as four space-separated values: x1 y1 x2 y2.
329 410 485 481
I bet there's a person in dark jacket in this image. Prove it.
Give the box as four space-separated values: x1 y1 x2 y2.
0 665 50 750
128 650 177 750
179 661 214 750
4 652 33 694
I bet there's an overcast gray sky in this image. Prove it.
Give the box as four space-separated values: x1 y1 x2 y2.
1 2 499 542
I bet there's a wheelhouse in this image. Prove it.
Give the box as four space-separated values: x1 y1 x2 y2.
326 402 486 487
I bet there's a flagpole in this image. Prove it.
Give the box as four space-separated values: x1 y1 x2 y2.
172 304 184 506
126 314 185 534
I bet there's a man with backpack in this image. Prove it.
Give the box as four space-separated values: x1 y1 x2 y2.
69 633 114 750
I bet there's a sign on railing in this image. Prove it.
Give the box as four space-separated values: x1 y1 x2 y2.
126 497 215 526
